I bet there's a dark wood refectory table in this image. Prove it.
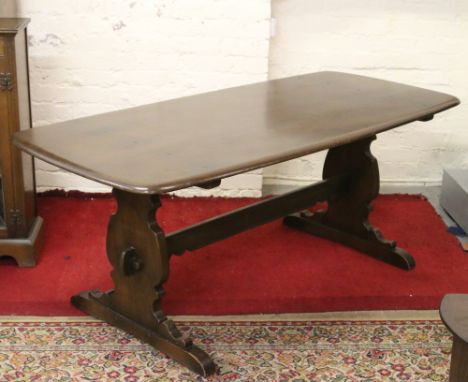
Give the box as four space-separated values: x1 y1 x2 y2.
13 72 459 376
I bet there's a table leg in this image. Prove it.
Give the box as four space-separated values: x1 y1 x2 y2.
71 189 215 377
284 136 415 270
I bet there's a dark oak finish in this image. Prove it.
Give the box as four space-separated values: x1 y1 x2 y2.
13 71 460 375
167 174 347 256
440 294 468 382
13 72 459 194
284 136 414 269
71 189 214 376
0 18 43 266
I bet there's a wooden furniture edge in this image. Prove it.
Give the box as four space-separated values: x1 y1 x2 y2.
12 97 459 195
440 294 468 382
0 18 30 33
0 216 43 267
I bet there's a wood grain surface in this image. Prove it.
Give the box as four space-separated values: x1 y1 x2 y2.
13 71 459 194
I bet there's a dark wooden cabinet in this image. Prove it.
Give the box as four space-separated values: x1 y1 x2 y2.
0 18 43 267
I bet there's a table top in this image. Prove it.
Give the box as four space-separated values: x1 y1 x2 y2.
14 71 459 194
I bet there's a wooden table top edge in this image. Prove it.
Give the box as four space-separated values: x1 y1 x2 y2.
13 71 460 194
14 97 458 195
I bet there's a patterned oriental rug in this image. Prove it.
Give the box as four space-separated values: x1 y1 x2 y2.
0 311 452 381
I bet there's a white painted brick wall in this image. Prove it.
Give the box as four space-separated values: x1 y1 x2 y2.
265 0 467 189
16 0 271 196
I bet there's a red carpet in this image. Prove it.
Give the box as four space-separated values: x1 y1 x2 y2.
0 194 467 316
